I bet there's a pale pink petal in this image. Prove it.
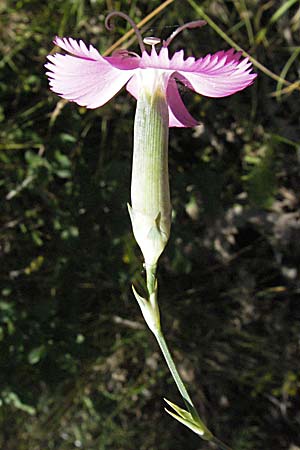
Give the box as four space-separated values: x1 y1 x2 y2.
140 47 195 70
166 79 198 128
138 46 256 98
54 36 102 60
45 37 138 108
126 73 139 99
176 49 257 98
139 47 171 69
176 70 256 98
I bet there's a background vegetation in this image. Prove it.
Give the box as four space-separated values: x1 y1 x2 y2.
1 0 300 449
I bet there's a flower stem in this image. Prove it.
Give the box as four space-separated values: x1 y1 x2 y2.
154 325 233 450
154 328 198 419
143 267 233 450
144 267 195 413
212 436 233 450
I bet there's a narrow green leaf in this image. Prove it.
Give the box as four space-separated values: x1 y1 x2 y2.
276 47 300 97
164 408 205 437
270 0 299 25
164 398 213 440
164 398 193 422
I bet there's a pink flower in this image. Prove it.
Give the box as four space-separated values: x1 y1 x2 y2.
45 14 256 127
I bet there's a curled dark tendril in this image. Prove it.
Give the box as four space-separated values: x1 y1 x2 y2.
105 11 145 53
163 20 207 47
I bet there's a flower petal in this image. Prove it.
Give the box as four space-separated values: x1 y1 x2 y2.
126 73 139 99
177 49 257 98
45 37 137 108
140 47 195 71
53 36 102 60
167 79 198 128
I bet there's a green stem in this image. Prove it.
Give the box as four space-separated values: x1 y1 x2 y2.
155 328 233 450
143 268 233 450
144 266 196 417
154 328 198 419
145 264 157 296
154 318 233 449
212 436 233 450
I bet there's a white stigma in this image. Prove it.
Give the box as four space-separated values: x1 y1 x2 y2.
143 36 161 47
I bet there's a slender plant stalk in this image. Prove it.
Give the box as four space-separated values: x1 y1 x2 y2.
212 436 234 450
154 311 233 450
144 268 197 418
145 269 233 450
155 329 197 417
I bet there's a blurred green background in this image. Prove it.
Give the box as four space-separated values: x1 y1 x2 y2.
1 0 300 449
